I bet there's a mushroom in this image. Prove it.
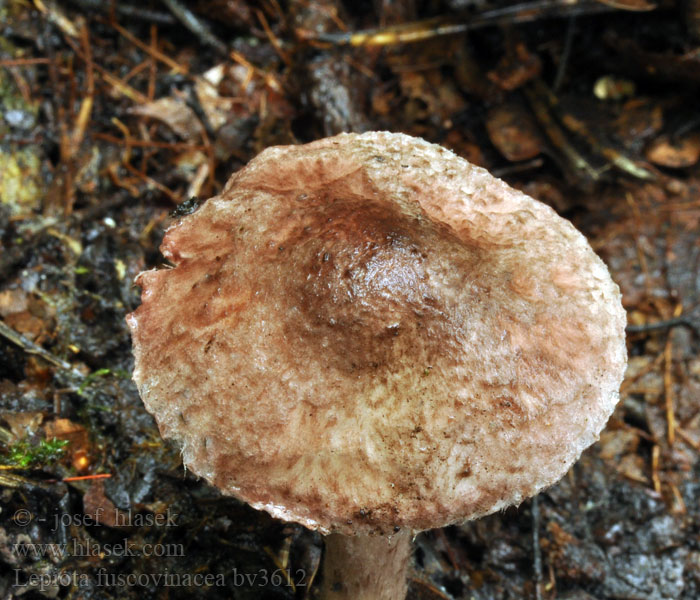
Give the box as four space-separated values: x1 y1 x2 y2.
126 132 627 599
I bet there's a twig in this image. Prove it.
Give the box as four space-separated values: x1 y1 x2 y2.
553 16 576 91
298 1 615 47
123 162 182 203
96 66 150 103
491 157 545 177
257 9 291 65
662 199 700 211
532 495 543 600
619 350 664 394
61 34 149 103
626 315 699 334
185 85 216 140
664 338 675 446
672 114 700 138
676 427 700 451
161 0 228 55
107 163 141 197
71 191 132 223
669 483 687 514
524 81 602 182
0 472 44 489
57 473 112 482
625 193 654 298
230 51 283 93
110 114 180 201
121 59 151 85
182 85 217 189
0 320 81 377
65 22 94 183
4 62 33 104
663 304 682 446
298 16 468 47
109 18 188 76
534 79 656 180
651 444 661 493
33 0 79 37
148 24 157 100
434 529 460 571
0 58 51 67
92 132 207 151
111 116 134 163
68 0 177 24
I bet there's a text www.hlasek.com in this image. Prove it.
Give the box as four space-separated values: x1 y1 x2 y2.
13 539 184 559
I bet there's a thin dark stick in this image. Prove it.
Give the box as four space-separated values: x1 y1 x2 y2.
0 320 81 377
627 316 699 334
553 16 576 91
186 84 216 140
160 0 228 55
68 0 177 24
532 495 543 600
301 1 614 47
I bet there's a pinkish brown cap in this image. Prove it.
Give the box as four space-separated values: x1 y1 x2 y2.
127 132 627 535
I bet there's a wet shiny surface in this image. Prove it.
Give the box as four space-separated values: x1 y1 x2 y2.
127 132 627 534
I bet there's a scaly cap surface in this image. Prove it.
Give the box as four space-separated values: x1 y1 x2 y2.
127 132 627 535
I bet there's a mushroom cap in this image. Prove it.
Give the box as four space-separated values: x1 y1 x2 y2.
127 132 627 535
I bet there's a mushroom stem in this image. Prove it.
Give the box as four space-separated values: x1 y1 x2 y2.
319 529 413 600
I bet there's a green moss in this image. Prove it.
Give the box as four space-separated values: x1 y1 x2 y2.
1 438 70 468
